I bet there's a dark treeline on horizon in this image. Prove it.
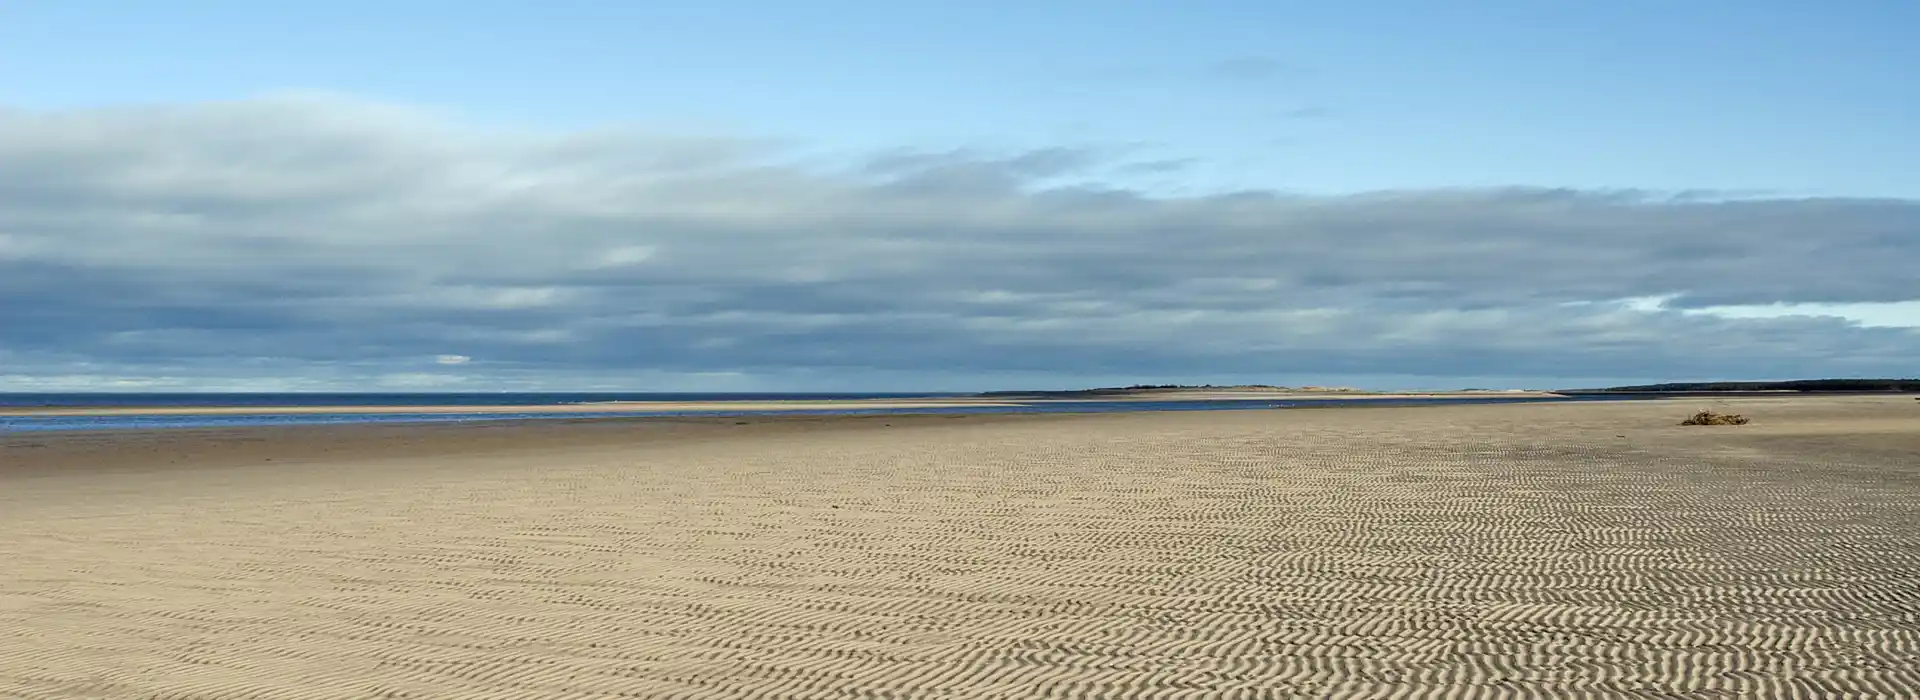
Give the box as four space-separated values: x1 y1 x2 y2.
981 379 1920 398
1577 379 1920 393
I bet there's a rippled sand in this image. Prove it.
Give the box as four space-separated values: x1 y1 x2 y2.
4 398 1917 698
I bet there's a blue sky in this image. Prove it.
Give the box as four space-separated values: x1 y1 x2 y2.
10 1 1915 196
1 1 1915 390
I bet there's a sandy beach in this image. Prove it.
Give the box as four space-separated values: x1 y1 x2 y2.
4 397 1917 698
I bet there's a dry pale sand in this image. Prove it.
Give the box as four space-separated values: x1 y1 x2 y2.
3 397 1917 699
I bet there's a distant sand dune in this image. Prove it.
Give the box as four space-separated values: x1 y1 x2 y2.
3 398 1917 698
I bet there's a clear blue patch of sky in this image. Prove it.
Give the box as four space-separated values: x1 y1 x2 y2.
5 0 1914 196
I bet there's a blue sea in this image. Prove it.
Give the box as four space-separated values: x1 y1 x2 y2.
0 392 1626 433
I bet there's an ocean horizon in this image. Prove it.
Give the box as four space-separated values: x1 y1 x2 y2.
0 391 962 409
0 392 1625 433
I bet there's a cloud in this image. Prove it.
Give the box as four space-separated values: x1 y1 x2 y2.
2 95 1917 390
434 355 472 365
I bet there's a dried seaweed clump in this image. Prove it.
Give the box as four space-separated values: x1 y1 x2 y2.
1680 410 1750 426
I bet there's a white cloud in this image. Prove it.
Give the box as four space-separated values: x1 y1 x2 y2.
1 95 1917 390
593 245 658 267
434 355 472 365
1682 300 1920 329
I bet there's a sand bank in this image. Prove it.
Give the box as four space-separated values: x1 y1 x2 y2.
1059 389 1566 401
4 397 1916 698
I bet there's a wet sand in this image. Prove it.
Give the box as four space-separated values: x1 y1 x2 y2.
4 397 1917 698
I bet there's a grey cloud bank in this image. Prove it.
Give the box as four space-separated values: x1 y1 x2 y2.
2 95 1916 391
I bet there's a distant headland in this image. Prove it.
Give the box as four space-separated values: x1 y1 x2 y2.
1558 378 1920 394
977 379 1920 400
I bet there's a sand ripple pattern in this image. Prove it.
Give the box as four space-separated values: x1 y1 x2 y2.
4 400 1919 698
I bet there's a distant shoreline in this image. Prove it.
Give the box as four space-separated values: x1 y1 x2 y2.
6 379 1913 420
0 392 1578 419
984 379 1920 399
0 398 1015 418
1560 379 1920 393
975 385 1557 400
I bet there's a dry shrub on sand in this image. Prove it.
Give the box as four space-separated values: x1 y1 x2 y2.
1681 410 1751 426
